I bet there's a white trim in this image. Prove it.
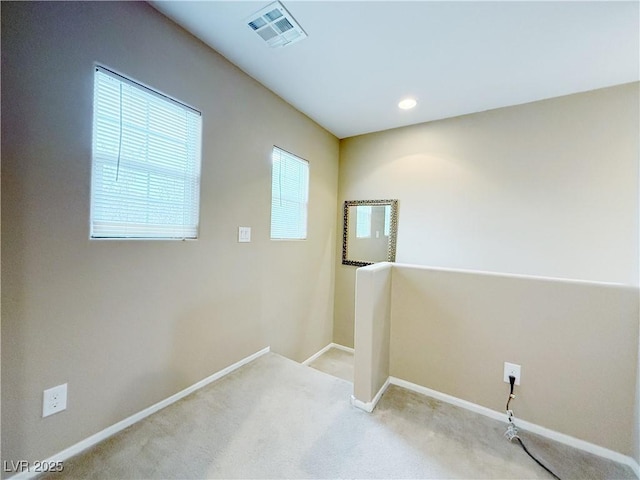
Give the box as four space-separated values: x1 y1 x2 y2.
392 262 630 288
350 395 375 413
389 377 505 422
301 344 333 365
350 377 390 413
302 343 354 365
8 347 271 480
330 343 355 354
388 376 640 474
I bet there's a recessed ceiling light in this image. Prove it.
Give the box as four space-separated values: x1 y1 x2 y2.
398 98 417 110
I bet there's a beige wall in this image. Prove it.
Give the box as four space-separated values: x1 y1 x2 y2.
335 83 640 347
390 265 638 456
637 113 640 467
353 263 392 403
636 280 640 464
636 324 640 466
351 263 638 455
1 1 338 467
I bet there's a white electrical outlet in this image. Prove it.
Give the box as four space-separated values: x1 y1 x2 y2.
503 362 521 386
43 383 67 417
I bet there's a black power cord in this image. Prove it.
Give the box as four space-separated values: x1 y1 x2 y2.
505 375 562 480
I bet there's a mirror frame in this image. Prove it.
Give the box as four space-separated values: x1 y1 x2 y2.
342 199 398 267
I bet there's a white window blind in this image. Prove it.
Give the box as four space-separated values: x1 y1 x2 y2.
356 205 372 238
384 205 391 237
91 66 202 239
270 147 309 240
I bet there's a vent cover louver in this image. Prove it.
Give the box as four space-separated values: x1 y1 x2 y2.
246 1 307 48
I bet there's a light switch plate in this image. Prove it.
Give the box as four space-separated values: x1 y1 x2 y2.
238 226 251 243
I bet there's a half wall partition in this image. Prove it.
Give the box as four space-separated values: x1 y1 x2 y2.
352 263 639 466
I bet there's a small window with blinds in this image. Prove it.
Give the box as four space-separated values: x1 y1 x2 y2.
91 66 202 239
270 147 309 240
355 205 372 238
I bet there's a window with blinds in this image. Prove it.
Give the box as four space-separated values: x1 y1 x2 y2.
270 147 309 240
384 205 391 236
355 205 372 238
91 66 202 239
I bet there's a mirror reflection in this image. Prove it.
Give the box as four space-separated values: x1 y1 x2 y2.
342 200 398 266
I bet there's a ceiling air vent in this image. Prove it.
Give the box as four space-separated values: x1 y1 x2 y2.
246 1 307 48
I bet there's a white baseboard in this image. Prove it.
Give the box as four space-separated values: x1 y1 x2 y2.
302 342 354 365
349 395 374 412
350 377 390 413
331 343 355 354
388 376 640 476
389 377 505 422
9 346 271 480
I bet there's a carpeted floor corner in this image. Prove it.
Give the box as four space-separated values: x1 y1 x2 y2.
307 347 354 382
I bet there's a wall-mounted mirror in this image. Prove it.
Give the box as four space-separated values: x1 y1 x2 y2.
342 199 398 267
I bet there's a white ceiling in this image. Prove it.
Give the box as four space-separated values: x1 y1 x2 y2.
150 1 640 139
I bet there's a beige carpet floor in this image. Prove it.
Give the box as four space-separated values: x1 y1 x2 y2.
41 352 635 479
307 347 354 382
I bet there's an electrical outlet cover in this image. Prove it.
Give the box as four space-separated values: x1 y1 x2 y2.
503 362 521 386
43 383 67 417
